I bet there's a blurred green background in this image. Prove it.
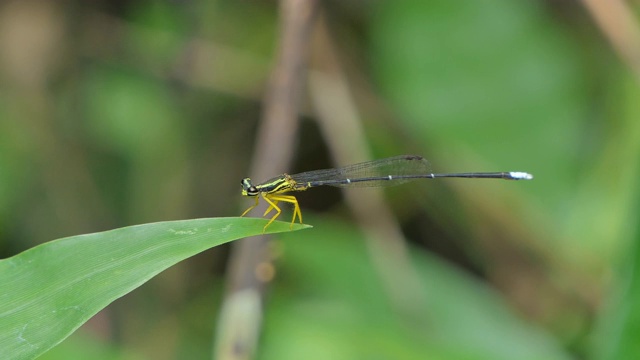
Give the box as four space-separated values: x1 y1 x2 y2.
1 0 639 359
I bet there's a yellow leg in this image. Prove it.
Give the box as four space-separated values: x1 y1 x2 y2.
265 194 302 229
260 194 282 232
273 195 303 226
261 194 303 232
241 196 260 217
263 200 279 217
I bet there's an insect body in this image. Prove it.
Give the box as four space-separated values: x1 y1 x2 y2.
241 155 533 232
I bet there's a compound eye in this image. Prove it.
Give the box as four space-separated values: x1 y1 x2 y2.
241 178 260 196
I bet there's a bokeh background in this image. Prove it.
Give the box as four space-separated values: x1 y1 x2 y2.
1 0 639 359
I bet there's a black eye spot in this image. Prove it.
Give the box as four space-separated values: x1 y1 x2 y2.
245 186 260 196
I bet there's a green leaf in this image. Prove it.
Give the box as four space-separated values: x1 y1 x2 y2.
0 217 309 360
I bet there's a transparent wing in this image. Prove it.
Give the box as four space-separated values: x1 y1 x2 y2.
290 155 432 188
